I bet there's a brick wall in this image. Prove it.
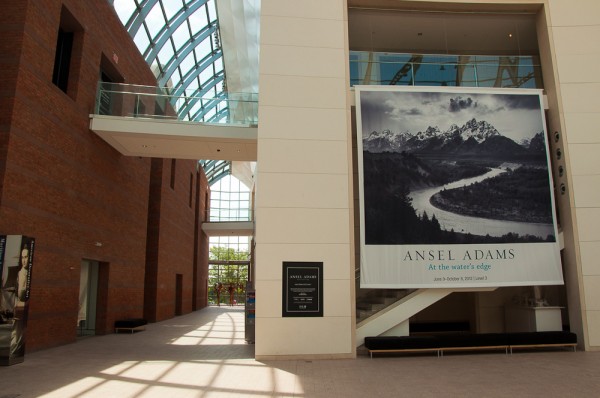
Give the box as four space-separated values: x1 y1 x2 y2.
0 0 209 351
0 1 27 206
145 159 210 322
196 171 210 310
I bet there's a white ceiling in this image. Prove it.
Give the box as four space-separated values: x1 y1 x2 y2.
348 8 539 56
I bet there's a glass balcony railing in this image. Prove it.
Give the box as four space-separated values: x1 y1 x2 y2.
95 82 258 126
208 206 254 223
350 52 543 89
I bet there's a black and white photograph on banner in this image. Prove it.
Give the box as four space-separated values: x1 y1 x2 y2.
0 235 35 365
355 86 562 288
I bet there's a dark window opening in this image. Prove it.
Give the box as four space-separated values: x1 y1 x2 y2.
52 6 83 96
98 71 113 115
98 54 124 115
170 159 176 190
189 173 194 207
52 28 73 92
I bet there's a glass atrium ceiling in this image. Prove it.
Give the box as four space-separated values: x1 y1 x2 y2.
110 0 224 122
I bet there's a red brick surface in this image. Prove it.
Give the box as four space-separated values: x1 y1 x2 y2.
0 0 209 352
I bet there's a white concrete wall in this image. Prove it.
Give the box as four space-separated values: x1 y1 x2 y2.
547 0 600 349
254 0 600 356
255 0 355 359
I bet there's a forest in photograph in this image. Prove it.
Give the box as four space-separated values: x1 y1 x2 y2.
363 151 553 245
430 166 553 224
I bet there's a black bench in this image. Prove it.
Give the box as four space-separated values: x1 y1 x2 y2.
365 331 577 358
114 318 147 334
506 331 578 354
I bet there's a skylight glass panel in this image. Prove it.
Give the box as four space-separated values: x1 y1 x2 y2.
163 0 182 21
133 30 151 54
113 0 137 25
179 52 197 79
187 78 200 93
199 67 213 86
195 36 212 55
170 69 182 86
154 56 166 76
207 0 217 21
146 2 166 40
213 58 223 73
158 42 175 65
203 107 216 121
188 8 208 36
207 84 219 98
111 0 227 123
150 60 162 77
173 96 186 111
171 22 190 50
188 101 203 117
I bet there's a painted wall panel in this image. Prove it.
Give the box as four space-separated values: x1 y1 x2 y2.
261 45 347 78
563 113 600 144
261 0 345 20
579 242 600 276
575 208 600 242
255 243 351 280
568 145 600 176
548 0 600 27
261 15 345 48
258 106 349 141
256 208 350 245
260 75 347 109
255 317 352 356
257 139 350 174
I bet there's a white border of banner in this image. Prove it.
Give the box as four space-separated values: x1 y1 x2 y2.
355 85 563 289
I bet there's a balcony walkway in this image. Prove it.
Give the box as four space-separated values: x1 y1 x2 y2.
89 84 258 161
90 115 257 161
1 306 599 397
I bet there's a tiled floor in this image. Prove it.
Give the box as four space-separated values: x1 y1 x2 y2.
1 306 599 397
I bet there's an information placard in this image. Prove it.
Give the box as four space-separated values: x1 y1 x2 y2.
282 262 323 317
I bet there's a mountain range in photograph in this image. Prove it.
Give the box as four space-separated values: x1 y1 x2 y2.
361 117 555 245
363 117 546 158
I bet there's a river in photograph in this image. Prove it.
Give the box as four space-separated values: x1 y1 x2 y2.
408 166 555 238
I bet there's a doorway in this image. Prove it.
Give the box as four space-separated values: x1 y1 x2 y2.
78 260 99 336
175 274 183 316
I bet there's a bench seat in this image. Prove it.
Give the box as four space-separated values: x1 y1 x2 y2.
114 318 147 334
365 331 577 358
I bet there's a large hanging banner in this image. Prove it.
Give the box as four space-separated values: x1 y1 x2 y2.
0 235 35 365
355 86 563 288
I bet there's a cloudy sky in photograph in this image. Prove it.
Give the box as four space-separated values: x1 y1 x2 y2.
358 89 545 143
